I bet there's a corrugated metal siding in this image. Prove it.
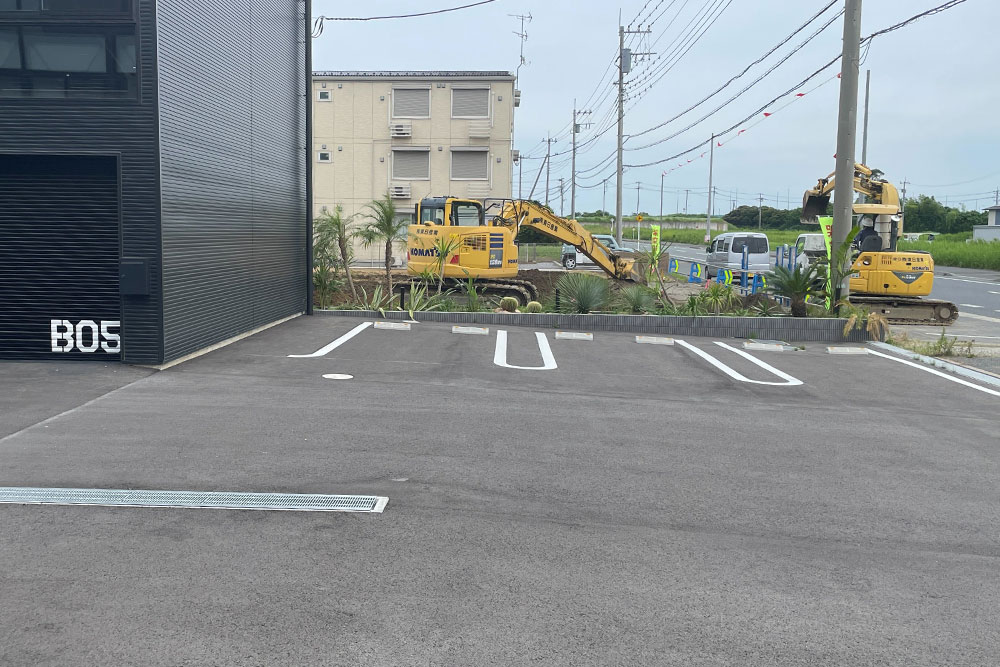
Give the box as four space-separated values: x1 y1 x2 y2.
0 155 121 359
157 0 305 362
0 0 163 364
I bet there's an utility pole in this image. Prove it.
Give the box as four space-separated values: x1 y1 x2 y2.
636 181 641 241
705 134 715 242
615 23 652 244
684 189 689 214
900 177 909 234
602 178 608 212
758 193 764 229
861 69 871 166
832 0 863 306
994 188 999 206
544 133 555 206
571 101 591 220
518 157 522 199
659 171 665 218
559 177 565 216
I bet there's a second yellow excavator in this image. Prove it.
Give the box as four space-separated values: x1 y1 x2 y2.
406 197 645 304
801 164 957 324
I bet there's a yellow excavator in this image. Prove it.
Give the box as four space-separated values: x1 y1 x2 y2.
406 197 644 304
801 164 957 324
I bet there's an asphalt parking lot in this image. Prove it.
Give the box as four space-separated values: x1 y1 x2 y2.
2 314 999 665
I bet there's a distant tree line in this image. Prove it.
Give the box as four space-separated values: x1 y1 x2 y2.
723 195 987 234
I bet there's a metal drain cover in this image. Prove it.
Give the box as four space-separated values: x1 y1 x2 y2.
0 487 388 513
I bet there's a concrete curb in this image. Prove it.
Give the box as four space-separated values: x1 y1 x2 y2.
317 309 872 343
868 341 1000 390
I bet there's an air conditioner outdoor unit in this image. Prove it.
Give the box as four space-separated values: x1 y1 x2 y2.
511 149 520 163
390 122 412 138
513 89 521 107
468 120 491 138
390 183 411 198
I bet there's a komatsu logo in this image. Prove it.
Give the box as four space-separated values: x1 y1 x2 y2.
410 247 439 257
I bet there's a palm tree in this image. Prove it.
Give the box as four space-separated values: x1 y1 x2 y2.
356 193 408 294
767 264 824 317
314 205 357 301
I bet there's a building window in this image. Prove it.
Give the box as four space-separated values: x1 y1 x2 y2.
0 25 137 98
391 88 429 118
392 148 429 180
317 90 330 101
451 148 488 180
0 0 132 16
317 151 331 163
451 87 489 118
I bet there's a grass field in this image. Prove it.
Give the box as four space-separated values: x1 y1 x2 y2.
897 240 1000 270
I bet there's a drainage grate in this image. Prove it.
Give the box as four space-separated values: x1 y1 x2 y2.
0 487 388 513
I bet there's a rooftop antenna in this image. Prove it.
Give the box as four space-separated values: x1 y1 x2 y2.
510 12 532 86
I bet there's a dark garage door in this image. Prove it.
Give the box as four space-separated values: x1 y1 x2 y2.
0 155 122 360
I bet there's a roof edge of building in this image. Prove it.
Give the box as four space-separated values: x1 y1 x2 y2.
313 70 514 81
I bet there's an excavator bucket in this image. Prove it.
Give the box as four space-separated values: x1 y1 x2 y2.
801 190 829 223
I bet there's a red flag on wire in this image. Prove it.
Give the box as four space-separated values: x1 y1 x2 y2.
763 112 772 117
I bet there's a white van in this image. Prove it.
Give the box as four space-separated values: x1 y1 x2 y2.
793 233 827 270
705 232 770 278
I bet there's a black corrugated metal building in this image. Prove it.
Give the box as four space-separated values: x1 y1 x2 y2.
0 0 308 364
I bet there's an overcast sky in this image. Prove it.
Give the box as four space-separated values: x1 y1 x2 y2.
311 0 999 215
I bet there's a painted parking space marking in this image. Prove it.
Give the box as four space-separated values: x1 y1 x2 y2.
960 304 983 309
867 350 1000 397
374 321 411 330
555 331 593 341
453 326 489 335
958 312 1000 324
675 340 803 386
636 335 674 345
494 330 557 370
288 321 371 358
323 373 353 380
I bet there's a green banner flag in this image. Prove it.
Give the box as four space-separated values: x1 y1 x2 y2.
819 216 834 309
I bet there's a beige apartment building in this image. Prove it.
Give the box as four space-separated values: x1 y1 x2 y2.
312 70 517 263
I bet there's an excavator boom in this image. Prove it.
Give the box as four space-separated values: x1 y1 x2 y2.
493 200 645 282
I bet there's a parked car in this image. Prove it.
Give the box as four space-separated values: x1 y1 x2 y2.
562 234 627 269
705 232 770 278
901 232 936 242
793 233 827 270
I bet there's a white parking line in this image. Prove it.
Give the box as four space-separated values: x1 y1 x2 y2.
960 304 984 309
493 330 558 370
868 350 1000 397
675 340 803 386
958 312 1000 324
288 321 371 358
938 276 1000 286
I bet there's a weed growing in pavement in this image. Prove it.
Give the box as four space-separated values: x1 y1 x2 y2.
888 329 976 358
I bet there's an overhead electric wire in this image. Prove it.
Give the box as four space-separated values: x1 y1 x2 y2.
313 0 496 36
628 0 839 139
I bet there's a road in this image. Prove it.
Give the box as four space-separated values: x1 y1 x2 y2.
2 316 1000 665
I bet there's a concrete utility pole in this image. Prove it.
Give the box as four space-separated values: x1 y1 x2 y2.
518 157 522 199
544 133 555 206
900 177 909 234
659 172 665 218
832 0 863 305
994 188 998 206
861 69 871 166
571 101 591 219
559 177 565 216
602 178 608 212
758 194 764 229
684 189 689 214
615 26 626 244
705 134 715 241
615 24 652 244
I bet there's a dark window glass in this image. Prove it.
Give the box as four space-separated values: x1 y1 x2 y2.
0 25 137 98
420 206 445 225
748 236 768 253
0 0 130 13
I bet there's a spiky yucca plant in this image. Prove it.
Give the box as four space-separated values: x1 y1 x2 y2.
556 272 610 314
618 284 655 313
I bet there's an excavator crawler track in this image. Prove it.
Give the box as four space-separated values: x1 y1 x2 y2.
849 295 959 326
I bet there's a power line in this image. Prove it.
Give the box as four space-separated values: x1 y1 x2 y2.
312 0 496 36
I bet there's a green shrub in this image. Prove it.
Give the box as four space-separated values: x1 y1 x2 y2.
555 272 610 314
617 284 655 313
523 301 543 313
498 296 520 313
